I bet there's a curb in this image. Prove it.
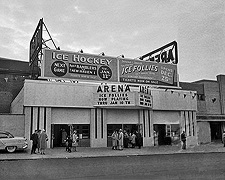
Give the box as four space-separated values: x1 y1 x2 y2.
0 149 225 161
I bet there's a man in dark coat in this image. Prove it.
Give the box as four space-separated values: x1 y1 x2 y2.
30 130 39 154
181 131 186 149
65 136 73 153
136 131 142 149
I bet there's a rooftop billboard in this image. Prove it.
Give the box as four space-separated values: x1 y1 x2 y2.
42 49 118 82
119 59 177 86
42 48 178 87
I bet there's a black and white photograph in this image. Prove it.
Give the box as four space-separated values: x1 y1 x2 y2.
0 1 225 179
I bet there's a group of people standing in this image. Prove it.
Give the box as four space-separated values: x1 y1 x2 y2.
111 129 142 150
30 129 48 155
63 130 79 153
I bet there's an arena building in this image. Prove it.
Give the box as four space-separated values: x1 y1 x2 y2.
9 48 198 148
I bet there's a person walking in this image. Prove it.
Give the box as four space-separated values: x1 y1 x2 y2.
72 130 79 152
65 136 73 153
30 130 39 154
118 129 123 150
181 131 186 149
61 129 67 147
131 132 136 148
222 131 225 147
37 129 41 153
111 130 118 150
39 129 48 155
136 131 142 149
123 130 129 148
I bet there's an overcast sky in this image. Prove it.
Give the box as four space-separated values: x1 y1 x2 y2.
0 0 224 82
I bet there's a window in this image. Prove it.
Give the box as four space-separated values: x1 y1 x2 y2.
166 125 172 137
0 133 13 138
197 94 205 101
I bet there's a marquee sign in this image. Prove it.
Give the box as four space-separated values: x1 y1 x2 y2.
140 41 178 64
42 49 118 82
119 59 177 86
94 84 152 108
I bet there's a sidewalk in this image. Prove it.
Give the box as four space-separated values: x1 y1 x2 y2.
1 142 225 161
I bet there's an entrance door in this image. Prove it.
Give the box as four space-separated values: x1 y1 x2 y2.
53 124 90 147
53 124 70 147
154 124 166 145
107 124 139 147
73 124 90 147
107 124 122 147
210 122 222 142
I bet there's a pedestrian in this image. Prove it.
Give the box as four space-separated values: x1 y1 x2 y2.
30 130 38 154
131 132 136 148
72 130 79 152
136 131 142 149
61 129 67 147
222 131 225 147
118 129 123 150
128 132 132 148
39 129 48 155
123 130 129 148
65 136 73 153
65 136 69 152
111 130 118 150
180 131 186 149
37 129 41 153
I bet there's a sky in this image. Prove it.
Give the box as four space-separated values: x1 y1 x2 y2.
0 0 225 82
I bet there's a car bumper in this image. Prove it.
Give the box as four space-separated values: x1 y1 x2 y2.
23 144 28 149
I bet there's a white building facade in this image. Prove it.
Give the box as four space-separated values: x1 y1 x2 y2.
11 79 197 148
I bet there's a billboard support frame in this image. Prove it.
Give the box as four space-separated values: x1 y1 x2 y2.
29 18 59 79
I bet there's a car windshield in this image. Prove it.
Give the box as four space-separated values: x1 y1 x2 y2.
6 132 14 138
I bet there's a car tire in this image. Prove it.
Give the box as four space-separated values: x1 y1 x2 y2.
6 146 16 153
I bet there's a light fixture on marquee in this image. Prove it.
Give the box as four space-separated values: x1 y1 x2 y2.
78 49 83 53
99 52 105 56
117 54 125 58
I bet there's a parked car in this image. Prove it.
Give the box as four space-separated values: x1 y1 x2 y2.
0 131 28 153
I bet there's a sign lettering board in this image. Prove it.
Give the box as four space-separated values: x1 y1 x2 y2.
42 49 118 82
138 93 152 108
119 59 177 86
140 41 178 64
94 92 136 107
94 84 153 108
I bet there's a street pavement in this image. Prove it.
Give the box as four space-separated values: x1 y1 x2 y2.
1 142 225 161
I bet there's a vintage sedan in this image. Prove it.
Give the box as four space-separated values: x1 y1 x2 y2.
0 131 28 153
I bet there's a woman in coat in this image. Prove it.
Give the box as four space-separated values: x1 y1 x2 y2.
111 130 118 150
117 129 123 150
39 129 48 155
131 132 136 148
72 130 79 152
